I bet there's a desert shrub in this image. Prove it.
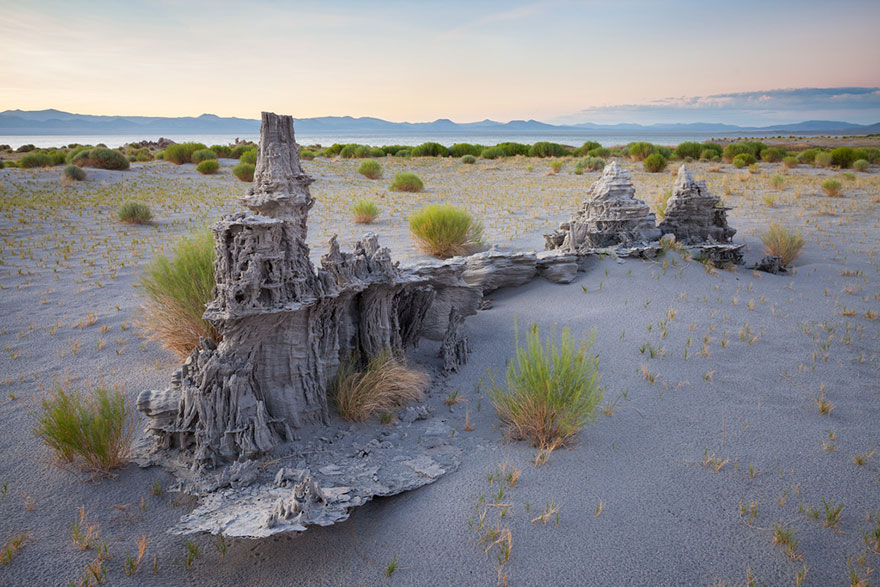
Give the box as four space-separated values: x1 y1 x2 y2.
550 160 564 174
574 141 601 156
485 321 601 451
0 144 9 151
656 146 673 159
139 228 218 357
813 152 833 168
830 147 856 168
411 142 449 157
354 145 371 158
796 149 819 164
760 147 786 162
4 160 18 168
722 143 749 162
390 171 423 192
86 148 130 170
852 159 869 172
231 144 252 159
66 146 92 164
760 223 805 266
821 179 843 197
63 165 86 181
164 142 208 165
209 145 232 158
368 147 385 158
118 201 152 224
852 147 879 164
748 162 761 174
134 148 153 162
351 198 380 224
529 142 568 158
332 352 428 422
239 148 258 165
496 142 530 157
449 143 482 158
740 141 766 157
409 204 483 258
325 143 346 156
587 147 611 158
654 187 673 220
643 153 667 172
380 145 408 156
580 156 605 171
732 153 756 168
299 149 315 160
699 149 715 160
480 147 504 160
191 149 217 164
627 142 655 161
357 159 382 179
232 162 255 182
196 159 220 174
782 156 798 168
33 386 133 473
841 172 856 181
338 144 359 159
675 142 703 160
701 142 724 157
461 154 476 164
394 149 411 158
47 150 67 165
15 144 35 153
155 151 164 160
769 174 785 189
573 164 584 175
19 152 53 168
127 155 137 163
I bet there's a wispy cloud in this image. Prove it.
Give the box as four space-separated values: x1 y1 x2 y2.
437 1 563 40
555 88 880 125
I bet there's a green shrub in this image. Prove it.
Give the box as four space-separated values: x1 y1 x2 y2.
852 159 869 172
732 153 756 168
66 146 92 164
15 144 36 153
155 151 164 160
354 145 372 158
830 147 855 168
760 147 786 162
134 148 153 162
722 143 749 162
821 179 843 197
408 204 484 258
782 156 798 169
550 160 564 174
139 228 218 357
496 142 530 157
233 162 255 182
196 159 220 174
352 198 380 224
411 142 449 157
573 164 584 175
380 145 409 156
675 142 703 160
389 171 423 192
47 150 67 165
164 142 208 165
231 144 252 159
87 148 130 170
19 152 53 168
574 141 601 156
627 142 655 161
127 155 137 163
813 152 832 168
299 149 315 160
33 386 132 474
700 143 724 157
369 147 385 158
209 145 232 158
4 160 18 168
796 149 819 164
461 154 476 164
239 148 258 165
326 143 346 156
357 159 382 179
580 156 605 171
760 223 805 266
852 147 879 164
485 321 601 451
449 143 482 158
656 146 673 159
63 165 86 181
655 187 673 220
394 149 411 158
587 147 611 158
191 149 217 164
529 142 568 158
699 149 716 160
480 147 504 160
748 162 761 174
643 153 667 172
841 171 856 181
739 141 765 157
339 144 360 159
118 201 153 224
769 174 785 189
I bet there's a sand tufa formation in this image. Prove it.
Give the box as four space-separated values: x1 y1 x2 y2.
544 161 661 252
658 165 736 244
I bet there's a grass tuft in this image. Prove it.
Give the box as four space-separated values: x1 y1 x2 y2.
408 204 484 258
351 198 380 224
196 159 220 175
357 159 382 179
389 171 424 192
821 179 843 198
332 352 428 422
118 201 153 224
760 223 805 267
232 161 255 182
486 320 602 453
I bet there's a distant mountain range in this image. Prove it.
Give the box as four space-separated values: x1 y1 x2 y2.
1 109 878 136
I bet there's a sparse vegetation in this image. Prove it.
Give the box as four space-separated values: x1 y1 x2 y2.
332 352 428 422
233 161 255 182
852 159 869 172
408 203 484 257
164 142 209 165
389 171 424 192
117 201 153 224
760 223 805 266
357 159 382 179
63 164 86 181
821 179 843 197
351 198 380 224
643 153 667 172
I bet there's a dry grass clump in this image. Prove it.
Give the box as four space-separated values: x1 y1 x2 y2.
760 223 805 266
486 321 602 452
409 204 484 258
118 201 153 224
821 179 843 198
138 228 219 358
33 386 133 474
351 198 380 224
332 352 428 422
357 159 382 179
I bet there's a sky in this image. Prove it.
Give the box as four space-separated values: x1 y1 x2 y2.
1 0 879 125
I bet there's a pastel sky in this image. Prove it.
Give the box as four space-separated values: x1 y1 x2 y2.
2 0 879 124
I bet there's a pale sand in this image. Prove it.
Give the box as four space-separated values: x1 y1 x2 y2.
0 156 878 585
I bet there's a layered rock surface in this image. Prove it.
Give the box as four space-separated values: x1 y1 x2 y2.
658 165 736 244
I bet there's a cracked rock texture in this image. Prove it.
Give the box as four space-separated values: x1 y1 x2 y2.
138 113 480 468
545 161 661 252
658 165 736 244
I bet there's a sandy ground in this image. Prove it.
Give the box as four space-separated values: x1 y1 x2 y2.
0 155 878 586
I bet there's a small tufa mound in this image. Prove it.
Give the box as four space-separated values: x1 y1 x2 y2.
658 165 736 245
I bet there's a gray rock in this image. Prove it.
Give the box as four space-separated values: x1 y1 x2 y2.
658 165 736 244
462 249 537 293
753 254 784 274
536 250 579 284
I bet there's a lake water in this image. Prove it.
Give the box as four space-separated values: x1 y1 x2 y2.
0 129 840 150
